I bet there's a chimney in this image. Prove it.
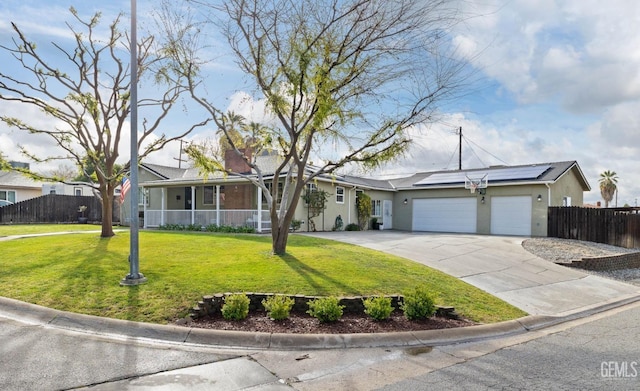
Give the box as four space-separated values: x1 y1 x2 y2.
224 148 252 174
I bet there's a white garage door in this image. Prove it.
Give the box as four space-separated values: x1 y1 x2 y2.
491 196 532 236
412 198 477 233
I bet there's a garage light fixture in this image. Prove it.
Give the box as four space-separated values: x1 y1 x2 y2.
403 198 408 205
481 196 485 204
537 194 542 202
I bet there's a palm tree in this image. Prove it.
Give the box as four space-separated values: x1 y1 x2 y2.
599 170 618 208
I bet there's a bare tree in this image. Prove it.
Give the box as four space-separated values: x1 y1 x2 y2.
0 7 208 237
184 0 470 254
48 165 77 182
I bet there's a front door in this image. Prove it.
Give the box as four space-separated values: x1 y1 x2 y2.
184 187 192 210
382 200 393 229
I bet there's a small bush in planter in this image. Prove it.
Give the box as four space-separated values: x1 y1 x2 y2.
221 293 250 320
262 294 295 321
401 287 436 320
345 223 360 231
306 296 344 323
363 296 394 321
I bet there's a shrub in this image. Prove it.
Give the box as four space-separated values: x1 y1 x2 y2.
306 296 344 323
401 287 436 320
290 219 302 231
262 295 295 321
345 223 360 231
363 296 394 321
221 293 250 321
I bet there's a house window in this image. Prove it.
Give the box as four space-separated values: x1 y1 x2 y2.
371 199 382 217
304 183 318 204
74 187 82 196
0 190 16 203
203 186 214 205
264 182 284 204
336 186 345 204
138 187 149 207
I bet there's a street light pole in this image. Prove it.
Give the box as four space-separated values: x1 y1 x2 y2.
121 0 147 286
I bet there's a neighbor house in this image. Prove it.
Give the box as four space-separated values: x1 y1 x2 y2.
0 165 45 205
42 183 96 197
121 158 589 237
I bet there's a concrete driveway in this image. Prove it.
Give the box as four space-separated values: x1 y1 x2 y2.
303 231 640 316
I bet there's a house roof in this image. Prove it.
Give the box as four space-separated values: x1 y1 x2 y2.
0 170 45 189
141 163 189 180
137 160 591 192
389 160 591 191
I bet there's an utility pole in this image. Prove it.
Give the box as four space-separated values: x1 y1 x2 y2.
458 126 462 170
173 139 187 168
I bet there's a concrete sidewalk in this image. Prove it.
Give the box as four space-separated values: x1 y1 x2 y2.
304 231 640 317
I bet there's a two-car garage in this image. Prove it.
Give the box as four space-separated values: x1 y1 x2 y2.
411 196 532 236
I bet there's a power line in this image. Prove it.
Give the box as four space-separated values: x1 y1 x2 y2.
463 136 510 166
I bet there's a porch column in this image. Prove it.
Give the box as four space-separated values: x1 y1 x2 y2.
215 185 220 226
191 186 196 225
257 186 262 233
160 188 166 226
142 187 147 228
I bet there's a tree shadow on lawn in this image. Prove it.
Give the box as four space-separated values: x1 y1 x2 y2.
277 253 355 295
55 236 128 313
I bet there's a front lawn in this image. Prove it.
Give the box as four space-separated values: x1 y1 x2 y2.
0 229 526 324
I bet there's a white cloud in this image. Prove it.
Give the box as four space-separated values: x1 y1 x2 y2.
455 0 640 111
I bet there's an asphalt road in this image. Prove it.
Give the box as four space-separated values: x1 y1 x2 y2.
375 301 640 391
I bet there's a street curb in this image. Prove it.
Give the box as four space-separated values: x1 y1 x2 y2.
3 295 640 350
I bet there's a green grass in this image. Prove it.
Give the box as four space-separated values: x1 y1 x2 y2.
0 223 114 236
0 228 526 324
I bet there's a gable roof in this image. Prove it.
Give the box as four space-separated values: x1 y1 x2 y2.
141 163 189 180
0 170 45 189
389 161 590 191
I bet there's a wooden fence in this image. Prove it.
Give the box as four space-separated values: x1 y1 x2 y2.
548 206 640 249
0 194 120 224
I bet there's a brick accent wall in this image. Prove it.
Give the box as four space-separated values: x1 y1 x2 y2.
564 252 640 271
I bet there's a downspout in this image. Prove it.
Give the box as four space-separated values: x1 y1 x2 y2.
546 183 551 206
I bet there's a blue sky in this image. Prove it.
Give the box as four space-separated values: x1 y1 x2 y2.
1 1 639 206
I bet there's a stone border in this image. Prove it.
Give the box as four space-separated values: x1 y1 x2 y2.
190 293 459 320
563 252 640 271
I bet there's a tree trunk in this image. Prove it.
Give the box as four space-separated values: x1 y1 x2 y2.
101 191 115 237
272 223 290 255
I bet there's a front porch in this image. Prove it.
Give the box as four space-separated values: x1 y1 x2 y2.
141 182 273 232
144 209 272 231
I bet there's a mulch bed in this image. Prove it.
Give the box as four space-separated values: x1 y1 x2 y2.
186 309 476 334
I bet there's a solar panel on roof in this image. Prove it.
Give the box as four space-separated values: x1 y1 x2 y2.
413 165 551 186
